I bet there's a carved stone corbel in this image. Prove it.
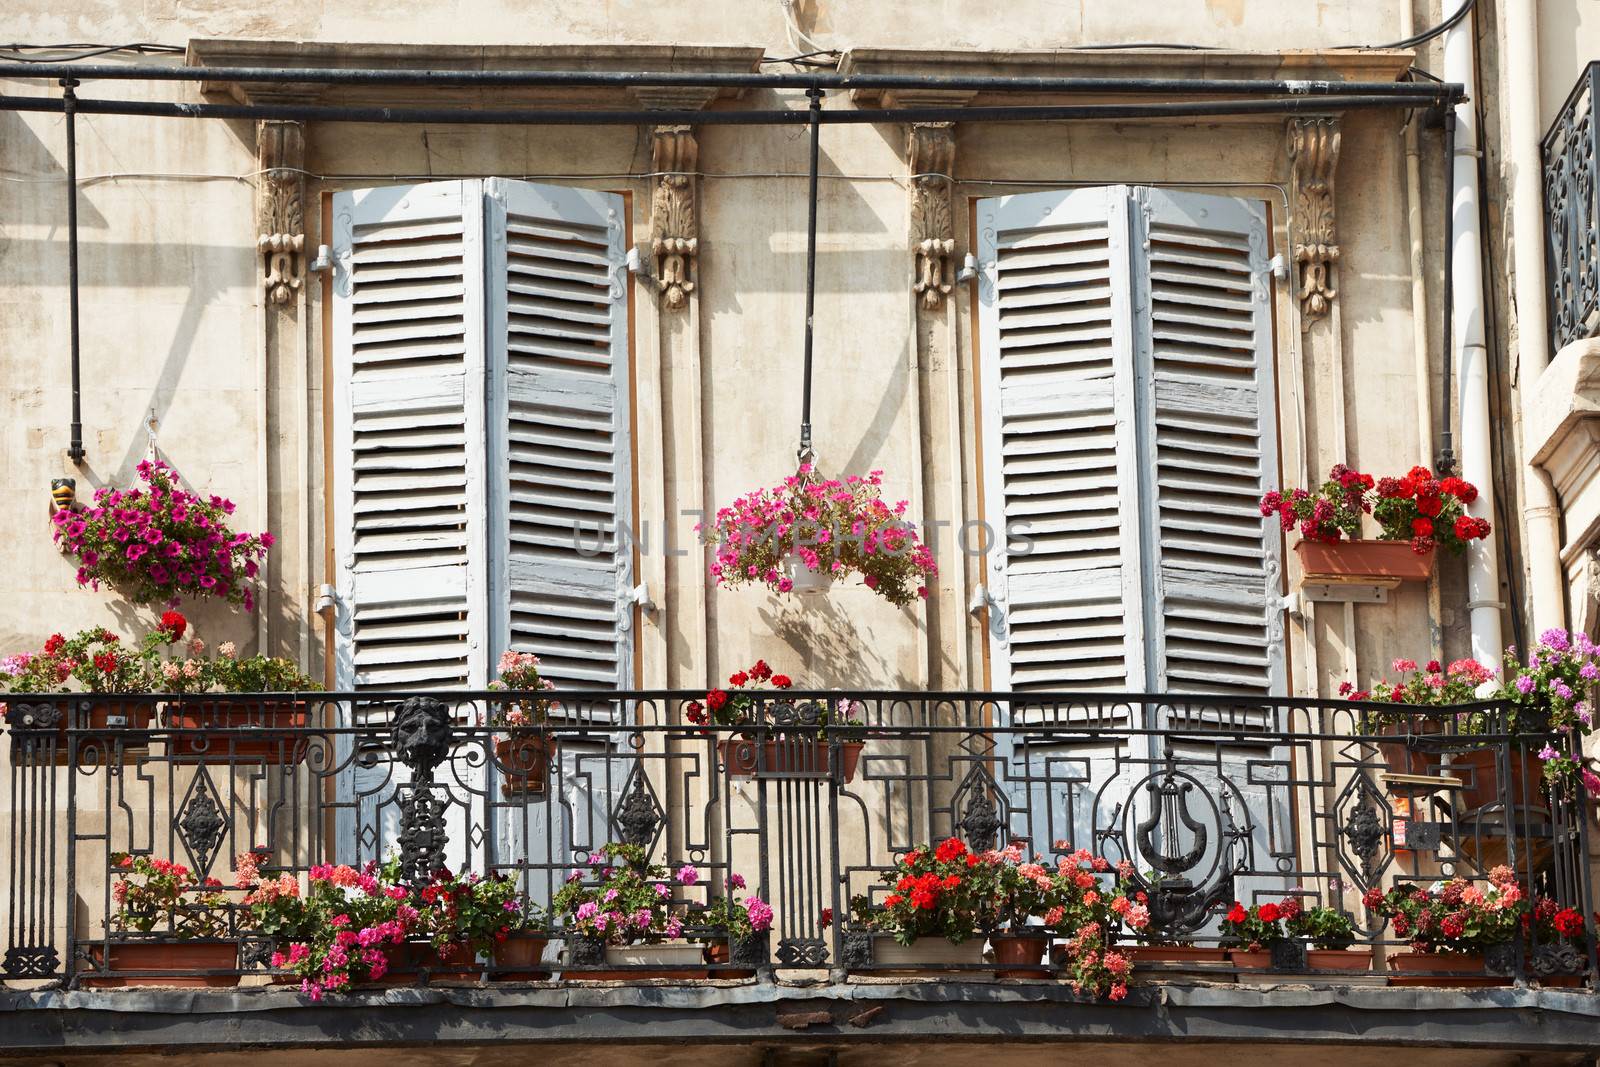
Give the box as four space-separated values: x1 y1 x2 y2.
649 125 698 311
908 122 955 310
1288 117 1341 326
256 120 306 307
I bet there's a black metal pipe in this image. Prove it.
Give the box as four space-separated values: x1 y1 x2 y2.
1439 108 1457 476
0 91 1454 127
799 88 822 462
61 78 84 465
0 60 1469 101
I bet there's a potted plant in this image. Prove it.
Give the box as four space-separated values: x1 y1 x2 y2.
1459 628 1600 809
689 660 865 782
553 843 709 979
1263 464 1489 583
1349 657 1497 777
701 872 773 977
1287 902 1371 971
1220 899 1292 970
846 837 993 973
165 643 321 764
1364 866 1522 986
486 650 559 796
1526 896 1590 987
412 866 545 981
50 458 274 610
979 844 1064 978
0 616 194 755
701 464 937 606
252 858 418 999
1040 846 1147 997
86 853 236 988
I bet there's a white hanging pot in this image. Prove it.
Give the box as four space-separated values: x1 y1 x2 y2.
784 553 832 595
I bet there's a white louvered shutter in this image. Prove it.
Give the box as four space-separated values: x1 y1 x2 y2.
330 180 491 873
1132 188 1284 698
485 179 635 692
976 186 1145 696
977 186 1284 700
331 180 488 694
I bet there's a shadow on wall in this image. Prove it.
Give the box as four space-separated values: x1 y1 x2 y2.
0 112 110 230
758 593 899 690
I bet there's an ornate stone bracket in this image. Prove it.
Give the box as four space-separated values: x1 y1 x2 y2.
650 125 698 311
1288 118 1341 327
908 123 956 309
256 119 306 307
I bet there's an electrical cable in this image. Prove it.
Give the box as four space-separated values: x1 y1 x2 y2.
1379 0 1475 51
0 42 183 62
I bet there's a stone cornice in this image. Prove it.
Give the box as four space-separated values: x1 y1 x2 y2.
186 40 765 109
839 47 1416 107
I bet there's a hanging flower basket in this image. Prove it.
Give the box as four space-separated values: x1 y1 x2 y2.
51 460 274 610
485 651 560 795
701 465 936 606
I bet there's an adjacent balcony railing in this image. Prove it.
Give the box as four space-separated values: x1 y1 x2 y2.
1 691 1593 987
1545 61 1600 351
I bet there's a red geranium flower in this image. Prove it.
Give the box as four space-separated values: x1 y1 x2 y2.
159 610 187 641
728 671 749 687
1227 903 1248 924
43 633 64 656
1411 518 1434 537
1258 902 1282 923
706 689 728 711
933 837 967 863
771 674 792 689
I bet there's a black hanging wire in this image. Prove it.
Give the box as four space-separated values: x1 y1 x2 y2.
62 77 84 464
798 87 823 466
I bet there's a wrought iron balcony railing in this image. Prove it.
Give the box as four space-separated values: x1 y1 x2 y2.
1545 61 1600 351
1 691 1593 988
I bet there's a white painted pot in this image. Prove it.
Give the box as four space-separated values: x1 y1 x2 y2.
603 942 708 968
872 936 986 969
784 553 832 595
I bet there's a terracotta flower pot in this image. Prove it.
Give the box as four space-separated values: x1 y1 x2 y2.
718 738 863 782
1307 947 1374 971
371 941 479 984
1294 539 1434 583
569 941 711 981
992 933 1051 979
165 700 312 764
1452 747 1548 810
704 939 759 979
83 941 239 988
491 933 550 980
1128 945 1229 964
1228 949 1275 970
1372 718 1445 777
1386 951 1509 987
496 735 557 796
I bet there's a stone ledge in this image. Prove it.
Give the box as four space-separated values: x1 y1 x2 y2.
1 978 1595 1056
185 39 766 109
838 47 1416 107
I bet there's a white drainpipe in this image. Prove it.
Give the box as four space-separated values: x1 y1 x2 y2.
1504 0 1568 635
1444 12 1504 662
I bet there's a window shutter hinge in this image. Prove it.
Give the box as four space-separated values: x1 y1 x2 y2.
622 582 655 614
